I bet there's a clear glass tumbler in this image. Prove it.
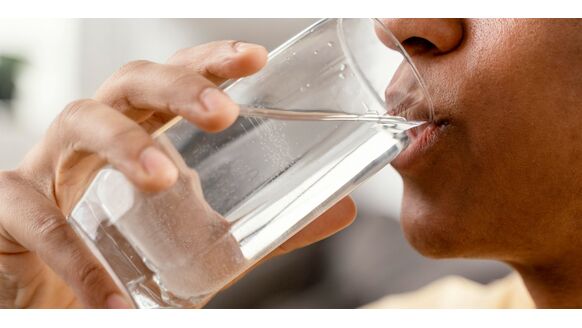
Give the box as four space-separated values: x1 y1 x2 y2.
68 18 433 308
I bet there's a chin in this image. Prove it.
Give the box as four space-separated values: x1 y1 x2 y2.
399 188 475 260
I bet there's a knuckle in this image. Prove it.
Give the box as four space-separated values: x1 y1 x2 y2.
0 171 30 195
101 125 152 161
0 170 49 209
164 72 209 115
115 60 152 79
209 39 237 48
0 171 22 226
34 213 70 247
169 70 203 91
177 74 210 94
105 124 149 147
32 214 110 300
170 46 192 60
51 99 96 143
0 170 18 186
168 40 238 66
0 171 18 198
0 172 7 188
56 99 95 129
208 40 239 59
95 60 152 107
224 40 239 50
63 98 93 116
208 39 237 49
75 261 108 294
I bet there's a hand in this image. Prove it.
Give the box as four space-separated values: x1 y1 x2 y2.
0 41 356 308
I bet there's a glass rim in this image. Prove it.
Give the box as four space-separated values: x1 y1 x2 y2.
224 18 435 121
156 18 435 138
337 18 434 122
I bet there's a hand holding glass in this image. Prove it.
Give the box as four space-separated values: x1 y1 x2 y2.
69 18 433 308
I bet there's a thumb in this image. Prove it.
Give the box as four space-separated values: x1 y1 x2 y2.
0 175 132 308
272 196 357 257
214 196 357 297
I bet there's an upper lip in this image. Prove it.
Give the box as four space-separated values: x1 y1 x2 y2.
384 62 448 125
385 89 445 125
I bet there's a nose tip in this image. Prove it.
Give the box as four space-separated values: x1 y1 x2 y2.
379 18 464 56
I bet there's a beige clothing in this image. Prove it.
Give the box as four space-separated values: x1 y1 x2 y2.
364 272 535 309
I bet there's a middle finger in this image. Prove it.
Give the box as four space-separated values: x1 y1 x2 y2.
94 60 239 132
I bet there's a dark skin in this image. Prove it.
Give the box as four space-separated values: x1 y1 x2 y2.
384 19 582 308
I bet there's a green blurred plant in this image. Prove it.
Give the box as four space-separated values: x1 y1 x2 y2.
0 55 25 108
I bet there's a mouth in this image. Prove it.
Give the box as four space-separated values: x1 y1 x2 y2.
384 62 450 170
391 115 449 171
386 90 450 170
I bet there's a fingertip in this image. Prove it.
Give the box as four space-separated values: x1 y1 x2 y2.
196 88 240 132
137 146 179 192
197 103 240 133
219 43 268 77
316 196 358 233
342 196 358 220
334 196 358 227
234 42 268 72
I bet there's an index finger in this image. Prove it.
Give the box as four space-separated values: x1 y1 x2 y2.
168 40 268 84
94 41 268 132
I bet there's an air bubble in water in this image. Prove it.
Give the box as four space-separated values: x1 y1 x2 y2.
305 83 311 88
313 50 318 55
340 64 347 71
327 41 334 47
299 86 305 92
292 51 297 56
338 73 345 79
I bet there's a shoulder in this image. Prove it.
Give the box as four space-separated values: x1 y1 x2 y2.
362 272 534 309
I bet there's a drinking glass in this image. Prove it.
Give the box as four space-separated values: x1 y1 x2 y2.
68 18 433 308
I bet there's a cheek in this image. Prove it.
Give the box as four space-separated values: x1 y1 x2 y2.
399 20 582 258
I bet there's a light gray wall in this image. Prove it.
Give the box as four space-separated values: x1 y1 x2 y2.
78 19 317 97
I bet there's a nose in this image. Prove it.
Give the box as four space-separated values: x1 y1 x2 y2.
380 19 464 56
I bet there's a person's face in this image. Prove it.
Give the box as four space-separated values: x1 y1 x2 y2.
381 19 582 263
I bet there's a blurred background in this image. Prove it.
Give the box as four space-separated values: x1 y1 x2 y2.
0 19 510 308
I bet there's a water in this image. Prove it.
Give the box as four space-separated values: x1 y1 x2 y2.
69 110 417 308
238 106 424 132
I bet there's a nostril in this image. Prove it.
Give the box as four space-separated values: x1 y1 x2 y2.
382 18 464 56
402 37 437 56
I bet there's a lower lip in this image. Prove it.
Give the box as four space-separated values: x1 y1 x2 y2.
391 121 446 170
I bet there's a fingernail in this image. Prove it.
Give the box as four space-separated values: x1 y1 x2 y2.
235 41 260 53
200 88 234 113
106 293 132 309
139 146 177 178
